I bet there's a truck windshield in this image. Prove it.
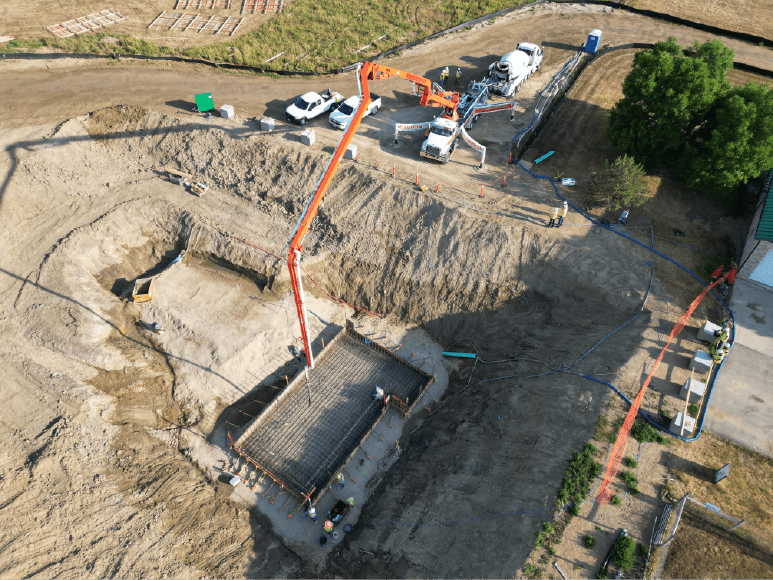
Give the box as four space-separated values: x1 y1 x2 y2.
432 127 453 137
337 103 354 115
294 98 311 110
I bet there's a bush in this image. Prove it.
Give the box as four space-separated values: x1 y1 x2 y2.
624 457 638 468
628 483 640 495
535 530 544 547
570 504 582 517
638 543 649 558
542 522 554 534
613 536 636 570
586 155 649 210
547 546 556 555
631 420 667 444
619 471 638 485
611 495 622 506
556 443 603 508
583 535 597 549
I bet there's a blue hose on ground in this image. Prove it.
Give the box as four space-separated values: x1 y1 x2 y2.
514 161 735 443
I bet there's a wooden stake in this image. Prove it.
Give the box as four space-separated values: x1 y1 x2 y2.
681 369 693 436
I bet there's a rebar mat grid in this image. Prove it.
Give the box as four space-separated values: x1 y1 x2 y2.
237 333 429 498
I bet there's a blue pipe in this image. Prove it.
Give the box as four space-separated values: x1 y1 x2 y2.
514 161 734 442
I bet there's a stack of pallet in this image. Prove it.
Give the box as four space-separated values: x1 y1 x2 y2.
46 9 127 39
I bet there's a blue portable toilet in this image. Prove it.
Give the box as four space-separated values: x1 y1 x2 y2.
585 29 602 53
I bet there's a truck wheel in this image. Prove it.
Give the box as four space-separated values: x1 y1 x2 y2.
371 107 378 116
300 118 306 126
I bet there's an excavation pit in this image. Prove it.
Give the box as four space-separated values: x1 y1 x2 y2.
233 322 434 505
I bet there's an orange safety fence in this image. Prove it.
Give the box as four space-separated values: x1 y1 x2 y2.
596 273 728 504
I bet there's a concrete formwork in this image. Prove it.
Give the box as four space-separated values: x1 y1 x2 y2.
232 321 434 504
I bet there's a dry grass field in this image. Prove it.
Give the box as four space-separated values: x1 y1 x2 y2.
662 433 773 579
621 0 773 41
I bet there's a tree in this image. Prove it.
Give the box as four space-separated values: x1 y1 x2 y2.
608 37 734 166
613 536 636 570
685 82 773 199
587 155 649 210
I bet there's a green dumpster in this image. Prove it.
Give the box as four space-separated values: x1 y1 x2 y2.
194 93 214 112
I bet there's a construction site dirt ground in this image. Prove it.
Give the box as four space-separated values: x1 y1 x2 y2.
1 5 771 579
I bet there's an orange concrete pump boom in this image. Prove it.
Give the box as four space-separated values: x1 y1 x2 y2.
287 61 459 369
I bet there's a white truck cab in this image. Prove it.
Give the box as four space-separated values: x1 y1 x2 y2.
329 94 381 130
286 89 344 125
420 117 459 164
488 42 543 97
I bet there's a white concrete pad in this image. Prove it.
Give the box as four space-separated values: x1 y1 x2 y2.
689 350 712 374
697 321 721 343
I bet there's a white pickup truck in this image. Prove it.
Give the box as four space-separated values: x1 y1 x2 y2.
285 89 344 125
487 42 543 97
329 94 381 130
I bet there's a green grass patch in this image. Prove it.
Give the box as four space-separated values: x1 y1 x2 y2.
12 0 533 72
593 415 608 440
624 457 638 468
608 417 624 443
688 404 700 418
556 442 602 509
611 495 622 506
584 535 597 549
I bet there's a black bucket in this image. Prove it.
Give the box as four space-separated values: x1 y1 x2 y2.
318 534 328 546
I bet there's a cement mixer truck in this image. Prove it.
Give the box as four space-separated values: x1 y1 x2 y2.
487 42 543 97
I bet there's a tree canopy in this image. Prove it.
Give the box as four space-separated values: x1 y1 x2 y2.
587 155 649 210
608 37 773 199
686 82 773 197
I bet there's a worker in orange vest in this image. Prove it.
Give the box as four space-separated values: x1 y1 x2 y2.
324 520 333 534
